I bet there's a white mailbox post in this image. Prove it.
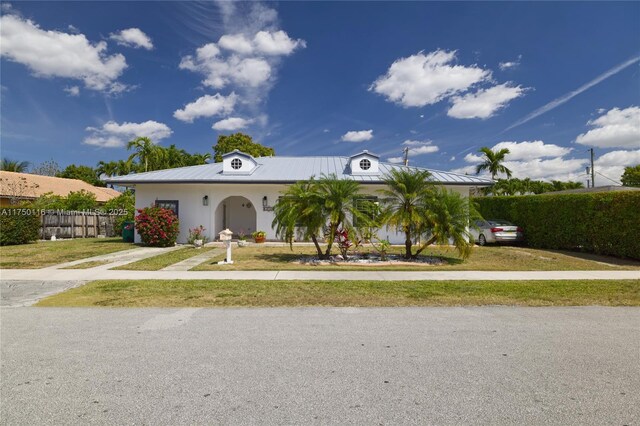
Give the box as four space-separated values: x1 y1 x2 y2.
218 228 234 265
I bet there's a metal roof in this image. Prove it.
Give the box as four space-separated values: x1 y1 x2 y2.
105 156 493 186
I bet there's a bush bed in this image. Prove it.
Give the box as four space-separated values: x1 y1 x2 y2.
0 208 41 245
474 192 640 259
135 206 179 247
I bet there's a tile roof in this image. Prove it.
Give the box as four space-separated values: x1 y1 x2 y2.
0 171 122 202
106 156 493 186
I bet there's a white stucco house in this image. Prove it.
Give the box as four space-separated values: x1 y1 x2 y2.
106 150 492 244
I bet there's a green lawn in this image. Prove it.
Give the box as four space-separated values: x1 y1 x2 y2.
36 279 640 307
191 244 640 271
0 238 136 269
112 247 218 271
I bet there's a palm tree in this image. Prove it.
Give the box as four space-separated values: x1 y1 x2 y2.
1 158 30 172
96 160 120 178
127 137 159 172
475 147 512 179
315 174 366 257
272 179 326 257
379 168 435 259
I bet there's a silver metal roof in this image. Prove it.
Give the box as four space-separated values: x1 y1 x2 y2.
105 156 493 186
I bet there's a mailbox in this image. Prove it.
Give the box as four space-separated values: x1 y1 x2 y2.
218 228 234 264
218 229 233 242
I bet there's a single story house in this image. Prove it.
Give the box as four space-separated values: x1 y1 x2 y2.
0 170 121 207
106 150 493 244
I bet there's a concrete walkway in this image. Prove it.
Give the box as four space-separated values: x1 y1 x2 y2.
160 248 224 271
1 268 638 281
46 245 183 270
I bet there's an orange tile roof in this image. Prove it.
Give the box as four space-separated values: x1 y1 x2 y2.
0 171 121 202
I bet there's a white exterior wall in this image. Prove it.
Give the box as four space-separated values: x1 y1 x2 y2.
133 183 470 245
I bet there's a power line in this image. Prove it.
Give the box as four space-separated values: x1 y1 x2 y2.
595 171 621 186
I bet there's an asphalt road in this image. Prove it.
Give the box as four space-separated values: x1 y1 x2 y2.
1 307 638 425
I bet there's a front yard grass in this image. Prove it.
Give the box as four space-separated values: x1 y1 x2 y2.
36 279 640 307
0 238 136 269
112 247 218 271
191 244 640 271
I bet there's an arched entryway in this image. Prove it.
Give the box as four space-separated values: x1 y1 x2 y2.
214 196 257 238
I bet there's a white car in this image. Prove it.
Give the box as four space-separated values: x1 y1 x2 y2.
471 219 524 246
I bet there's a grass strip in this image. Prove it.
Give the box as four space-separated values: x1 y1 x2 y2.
36 279 640 308
62 260 112 269
112 247 217 271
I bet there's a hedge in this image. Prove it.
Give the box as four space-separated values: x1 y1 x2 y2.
474 192 640 259
0 207 41 246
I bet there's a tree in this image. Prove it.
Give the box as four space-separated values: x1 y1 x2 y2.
621 165 640 187
127 137 161 172
57 164 104 187
30 159 61 176
103 190 135 234
475 147 512 179
1 158 30 172
64 190 97 210
379 168 435 259
213 133 275 162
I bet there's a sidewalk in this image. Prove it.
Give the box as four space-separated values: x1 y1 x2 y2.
1 269 638 281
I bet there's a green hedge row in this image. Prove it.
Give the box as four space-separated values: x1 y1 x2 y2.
474 192 640 259
0 208 41 246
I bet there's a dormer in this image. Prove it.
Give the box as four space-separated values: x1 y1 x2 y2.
349 150 380 175
221 150 258 175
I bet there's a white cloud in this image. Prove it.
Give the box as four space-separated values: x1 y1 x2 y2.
448 83 526 119
179 30 305 91
109 28 153 50
323 129 330 133
575 106 640 148
499 55 522 71
370 50 490 108
64 86 80 96
0 13 127 93
218 34 254 54
341 130 373 143
84 120 172 148
402 139 439 155
253 30 306 55
173 93 237 123
212 117 253 131
387 157 404 164
463 141 572 163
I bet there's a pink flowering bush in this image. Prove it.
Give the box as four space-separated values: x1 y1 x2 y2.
135 206 179 247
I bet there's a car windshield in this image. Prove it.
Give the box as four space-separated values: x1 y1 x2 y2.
488 220 514 226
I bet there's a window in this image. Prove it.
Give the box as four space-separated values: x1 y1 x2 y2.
231 158 243 170
353 196 378 227
155 200 179 218
359 158 371 171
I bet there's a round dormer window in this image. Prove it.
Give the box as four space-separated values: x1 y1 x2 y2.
359 158 371 171
231 158 243 170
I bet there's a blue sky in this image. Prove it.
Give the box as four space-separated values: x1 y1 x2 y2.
1 1 639 184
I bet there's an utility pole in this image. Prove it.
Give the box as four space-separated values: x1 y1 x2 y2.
403 147 409 166
589 148 595 188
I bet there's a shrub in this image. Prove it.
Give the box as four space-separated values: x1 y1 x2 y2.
134 206 179 247
474 192 640 259
0 207 41 245
103 190 135 235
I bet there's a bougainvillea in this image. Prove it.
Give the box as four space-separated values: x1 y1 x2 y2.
134 206 179 247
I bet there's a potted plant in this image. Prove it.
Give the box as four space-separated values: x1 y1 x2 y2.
188 225 208 248
252 230 266 243
237 229 248 247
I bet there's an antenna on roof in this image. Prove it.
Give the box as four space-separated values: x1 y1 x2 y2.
403 147 409 166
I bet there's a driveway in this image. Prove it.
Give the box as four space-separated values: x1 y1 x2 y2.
1 306 638 425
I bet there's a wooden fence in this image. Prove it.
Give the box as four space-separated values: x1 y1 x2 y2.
41 211 118 239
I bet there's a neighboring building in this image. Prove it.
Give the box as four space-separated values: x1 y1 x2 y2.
106 150 493 244
0 171 121 206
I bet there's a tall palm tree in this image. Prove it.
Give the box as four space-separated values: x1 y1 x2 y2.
1 158 30 172
272 179 326 258
96 160 120 178
127 136 159 172
379 168 435 259
476 147 512 179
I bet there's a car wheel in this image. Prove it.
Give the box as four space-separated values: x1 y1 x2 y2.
478 234 487 246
